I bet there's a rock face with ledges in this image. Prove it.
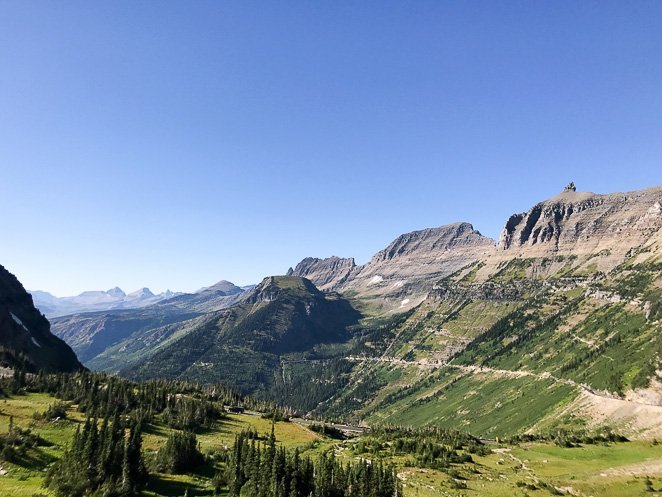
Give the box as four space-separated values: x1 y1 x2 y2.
289 222 495 310
287 257 356 290
498 186 662 258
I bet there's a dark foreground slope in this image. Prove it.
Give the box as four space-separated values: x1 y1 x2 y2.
0 264 82 372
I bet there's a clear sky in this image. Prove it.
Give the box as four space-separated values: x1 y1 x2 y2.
1 1 661 296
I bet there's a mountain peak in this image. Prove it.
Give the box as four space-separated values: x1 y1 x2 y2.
498 185 662 253
0 263 83 372
127 287 154 298
106 287 126 298
246 276 320 305
203 280 243 296
372 222 493 264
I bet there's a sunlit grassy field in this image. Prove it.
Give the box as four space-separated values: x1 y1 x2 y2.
0 393 321 496
0 392 661 496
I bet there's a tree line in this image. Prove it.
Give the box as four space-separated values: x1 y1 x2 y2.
227 426 402 497
45 413 146 497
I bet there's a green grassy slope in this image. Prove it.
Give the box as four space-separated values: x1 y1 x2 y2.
124 276 362 407
1 391 660 497
315 251 661 437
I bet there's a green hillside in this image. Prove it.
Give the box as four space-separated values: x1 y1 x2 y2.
0 372 660 497
124 276 362 407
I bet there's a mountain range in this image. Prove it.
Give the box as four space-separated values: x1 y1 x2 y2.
2 183 660 438
30 286 183 317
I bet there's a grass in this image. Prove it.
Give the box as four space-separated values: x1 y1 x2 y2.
1 393 661 496
368 369 577 437
0 393 320 497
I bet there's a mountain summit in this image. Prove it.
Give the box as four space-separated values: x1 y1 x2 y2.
288 221 494 311
125 275 361 396
497 185 662 261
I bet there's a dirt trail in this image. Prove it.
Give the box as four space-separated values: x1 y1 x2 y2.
597 459 662 477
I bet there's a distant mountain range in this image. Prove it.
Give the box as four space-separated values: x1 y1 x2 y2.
49 280 246 364
30 287 184 317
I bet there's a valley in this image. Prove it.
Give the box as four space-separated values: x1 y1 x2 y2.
1 184 661 496
36 185 662 438
0 376 661 497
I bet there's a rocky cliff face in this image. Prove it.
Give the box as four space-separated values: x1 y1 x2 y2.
286 257 356 290
289 222 495 310
0 264 83 372
498 186 661 256
289 186 662 309
355 222 493 278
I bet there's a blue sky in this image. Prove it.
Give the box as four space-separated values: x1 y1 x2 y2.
1 1 661 296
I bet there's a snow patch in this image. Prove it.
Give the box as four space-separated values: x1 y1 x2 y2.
392 281 405 289
31 337 41 348
10 313 28 332
400 299 410 308
367 275 383 286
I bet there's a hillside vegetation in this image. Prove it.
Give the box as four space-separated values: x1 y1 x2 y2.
0 372 660 497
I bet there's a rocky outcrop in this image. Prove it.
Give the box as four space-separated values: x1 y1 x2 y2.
498 185 662 256
286 257 356 290
0 264 83 372
289 222 495 309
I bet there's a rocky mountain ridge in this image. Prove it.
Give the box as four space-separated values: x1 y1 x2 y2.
46 183 662 436
290 186 662 307
288 222 495 312
498 185 661 253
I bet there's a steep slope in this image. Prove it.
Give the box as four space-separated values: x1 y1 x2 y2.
476 184 662 279
0 264 83 372
287 257 356 289
314 184 662 438
124 276 362 400
51 279 245 363
47 183 661 437
289 222 494 312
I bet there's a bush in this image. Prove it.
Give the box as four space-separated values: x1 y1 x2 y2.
309 423 346 440
33 401 68 421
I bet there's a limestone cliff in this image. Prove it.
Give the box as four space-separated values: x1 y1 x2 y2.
499 186 661 254
286 257 356 290
289 222 495 310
